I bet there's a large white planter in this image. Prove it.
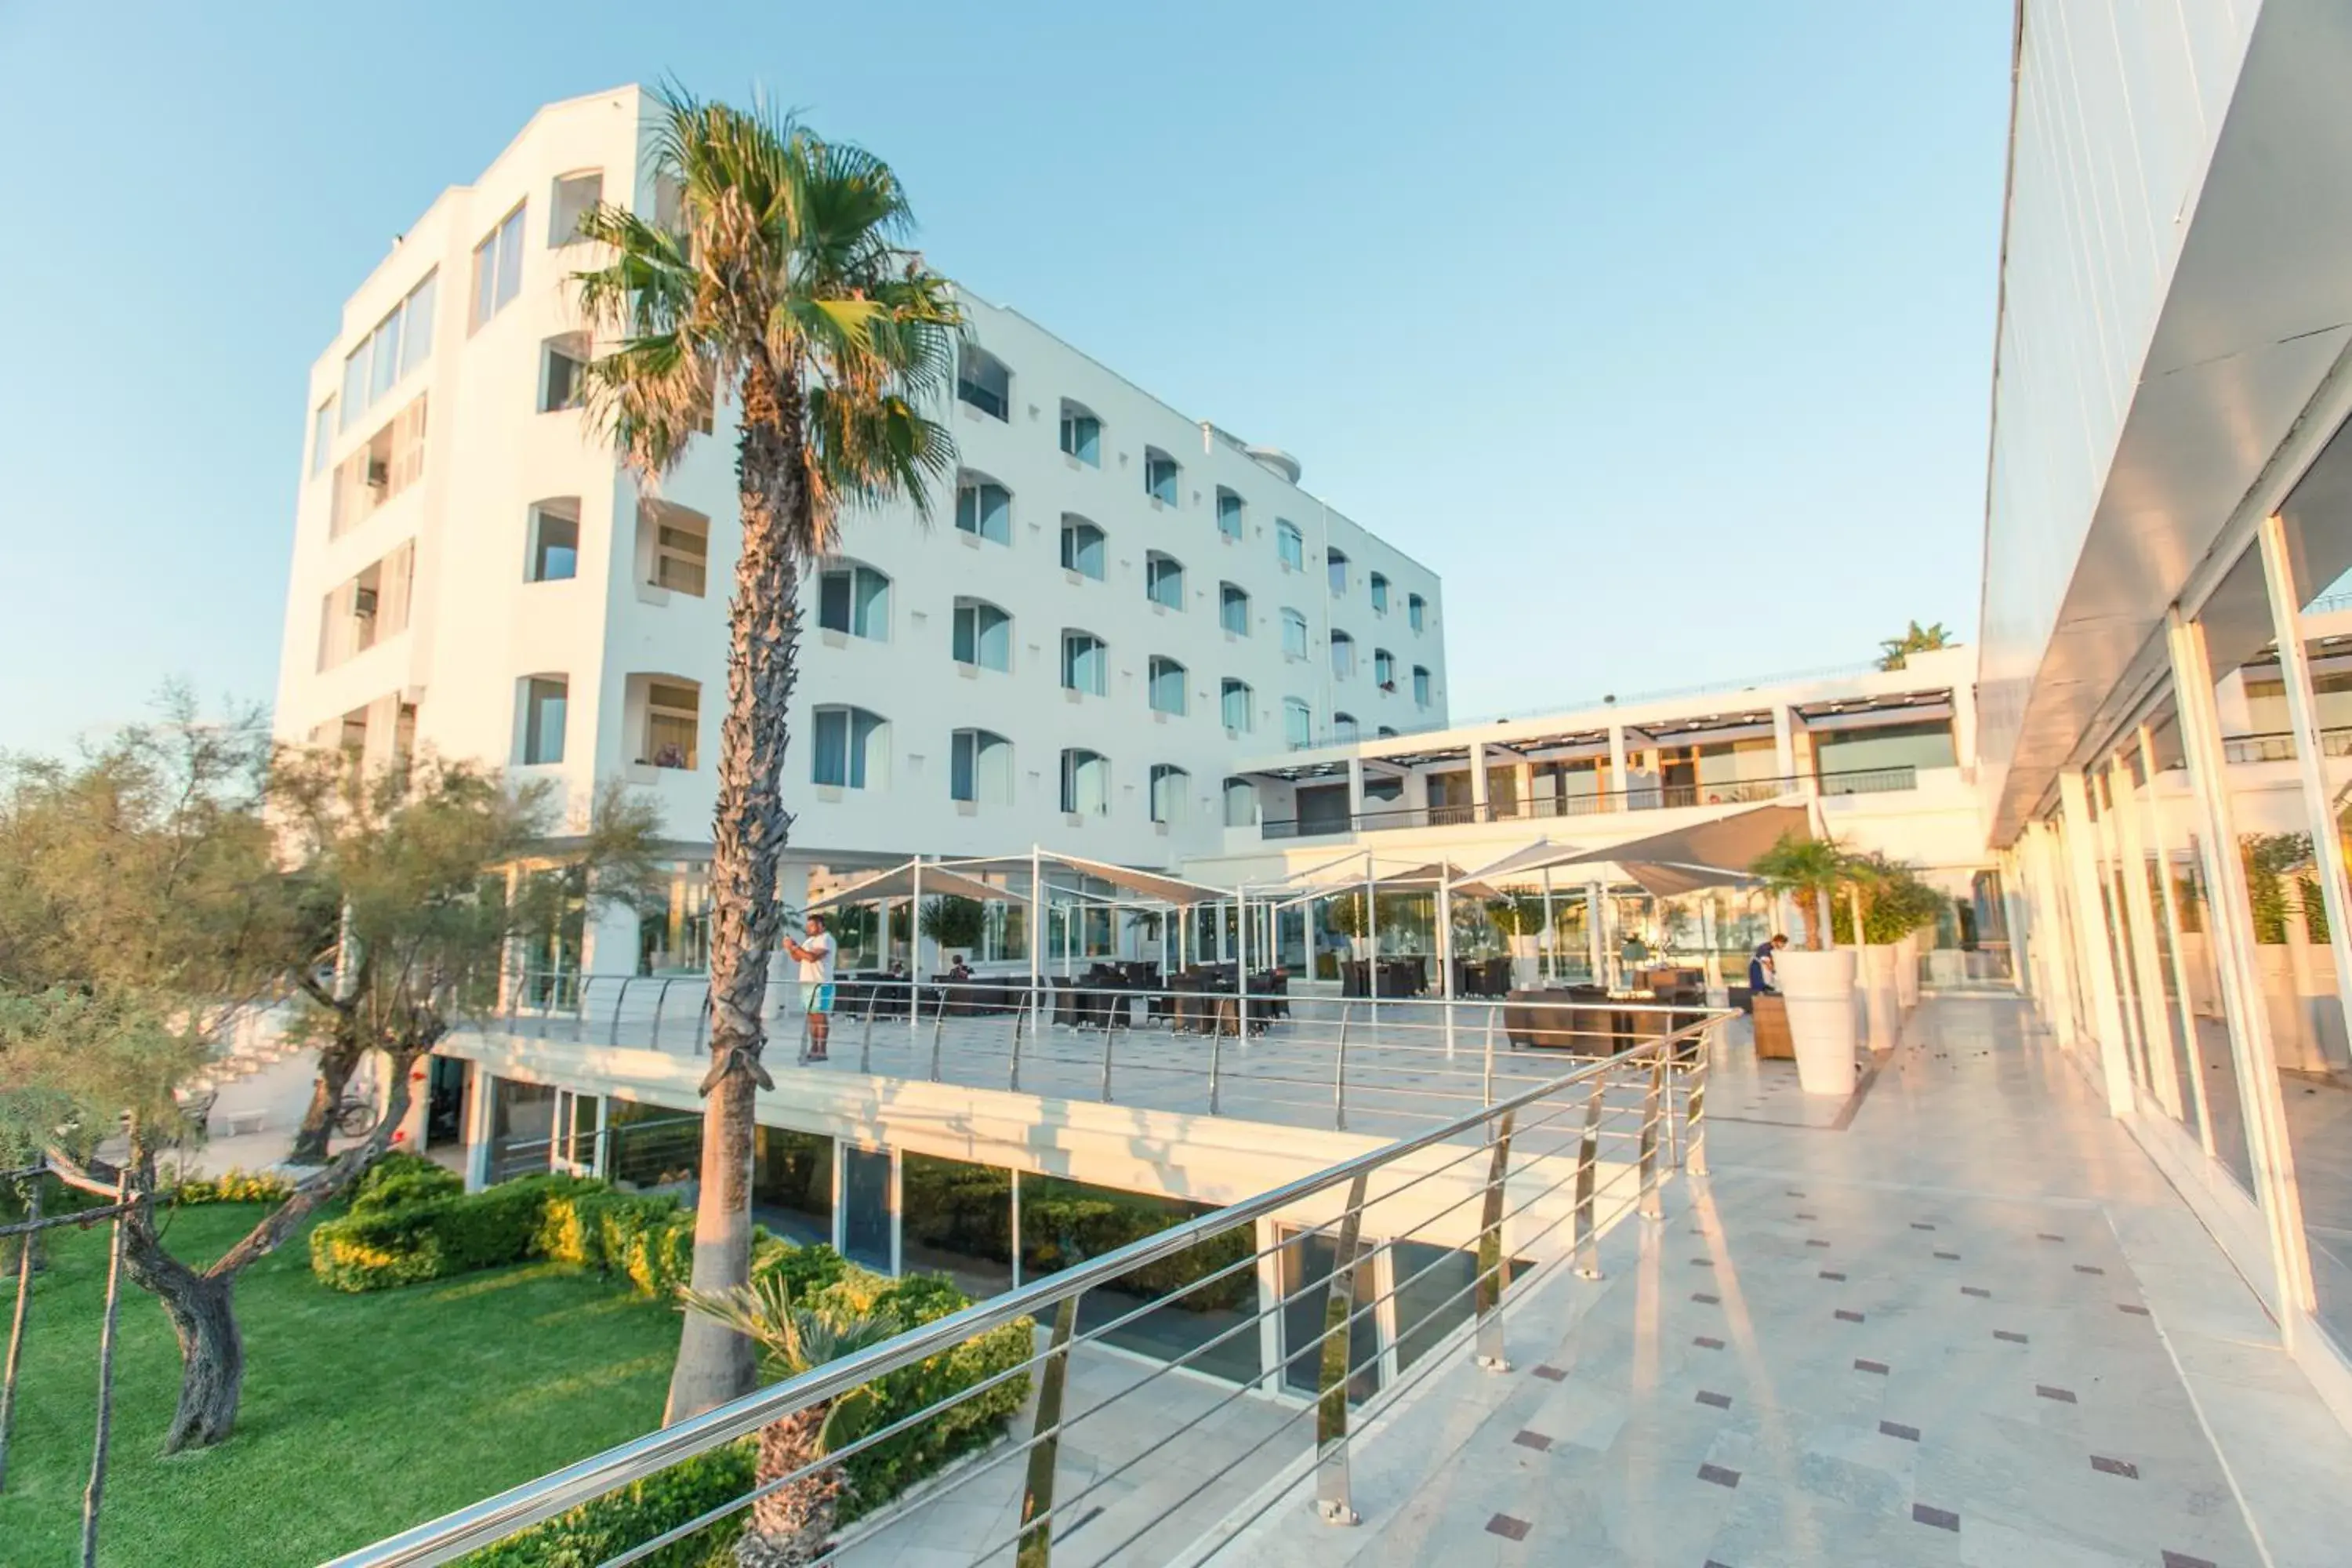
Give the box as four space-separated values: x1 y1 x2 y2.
1778 948 1858 1096
1894 934 1922 1011
1861 943 1900 1052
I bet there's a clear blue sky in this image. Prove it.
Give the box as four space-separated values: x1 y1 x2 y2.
0 2 2011 757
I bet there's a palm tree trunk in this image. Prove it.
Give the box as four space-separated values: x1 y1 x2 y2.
735 1408 838 1566
671 359 807 1424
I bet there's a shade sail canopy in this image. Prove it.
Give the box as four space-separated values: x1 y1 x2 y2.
802 861 1007 913
935 849 1233 906
1465 803 1811 898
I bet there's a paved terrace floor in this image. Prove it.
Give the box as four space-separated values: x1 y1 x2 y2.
1207 996 2352 1568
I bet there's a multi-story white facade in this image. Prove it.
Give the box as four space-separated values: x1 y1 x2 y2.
274 85 1446 970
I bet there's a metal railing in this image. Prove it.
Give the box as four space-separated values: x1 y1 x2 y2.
2218 726 2352 764
327 1014 1719 1567
1260 764 1922 839
481 975 1721 1137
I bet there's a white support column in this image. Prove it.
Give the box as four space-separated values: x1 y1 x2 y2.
1468 742 1490 821
1437 866 1456 1058
1607 724 1629 804
2259 512 2352 1074
1588 880 1607 986
1773 707 1797 782
1347 756 1367 826
2107 754 2187 1122
2136 729 2219 1156
461 1064 493 1192
2054 770 2136 1116
2168 608 2318 1329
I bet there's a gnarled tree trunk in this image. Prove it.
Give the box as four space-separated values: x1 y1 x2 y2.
289 1038 363 1164
121 1227 241 1453
735 1407 837 1567
670 358 807 1425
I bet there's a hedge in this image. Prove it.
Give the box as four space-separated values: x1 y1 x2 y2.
310 1174 575 1292
172 1167 296 1206
1013 1176 1255 1313
457 1442 752 1568
351 1152 464 1213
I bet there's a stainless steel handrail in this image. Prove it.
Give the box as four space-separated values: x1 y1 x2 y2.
325 1011 1722 1567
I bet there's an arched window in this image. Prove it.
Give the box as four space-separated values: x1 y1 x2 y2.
818 561 890 641
1150 764 1190 826
1145 551 1185 610
956 472 1012 544
640 501 710 596
1332 712 1359 743
1369 572 1390 615
1061 748 1110 815
812 706 889 789
1058 399 1101 465
1143 447 1180 505
1216 488 1244 539
1223 777 1258 827
956 345 1010 420
1061 515 1105 580
525 499 579 583
1276 518 1304 572
1377 726 1399 739
1219 583 1250 636
1283 698 1312 751
1062 630 1108 696
517 675 568 765
952 597 1012 671
1408 593 1427 633
1280 609 1308 661
951 728 1014 805
1326 547 1349 597
1221 678 1252 733
1148 655 1187 716
1413 665 1432 707
1330 630 1356 680
1374 648 1396 688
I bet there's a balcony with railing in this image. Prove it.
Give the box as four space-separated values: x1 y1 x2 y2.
1260 765 1920 841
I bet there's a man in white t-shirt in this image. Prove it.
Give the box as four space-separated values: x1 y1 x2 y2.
783 913 837 1061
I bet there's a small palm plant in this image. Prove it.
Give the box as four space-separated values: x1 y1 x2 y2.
1876 619 1954 671
678 1275 902 1566
1749 832 1855 950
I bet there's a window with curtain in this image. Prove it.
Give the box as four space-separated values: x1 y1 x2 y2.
1220 583 1250 635
952 599 1012 670
950 728 1013 805
1223 778 1258 826
1149 656 1187 716
643 681 699 768
1332 713 1359 743
1413 666 1432 707
1061 749 1109 815
1276 519 1304 572
956 347 1011 420
1145 553 1185 610
1144 448 1179 504
1216 489 1244 539
520 676 568 765
1058 401 1101 465
1374 648 1396 688
1330 631 1356 680
956 476 1012 543
1369 572 1389 614
1150 764 1189 825
470 202 527 332
1408 593 1427 632
813 706 888 789
1281 610 1308 660
1284 699 1312 750
1062 632 1108 695
1061 517 1105 579
818 564 891 640
1221 679 1252 732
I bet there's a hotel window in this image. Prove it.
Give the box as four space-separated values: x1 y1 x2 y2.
1222 777 1258 827
646 506 710 596
951 597 1012 671
642 681 699 769
1276 518 1304 572
1219 583 1250 636
1377 726 1399 739
956 474 1013 544
951 728 1014 805
1062 630 1108 696
818 563 890 640
1145 552 1185 610
1149 656 1188 716
1332 713 1359 743
310 399 336 477
956 346 1011 420
1330 630 1356 680
812 706 889 789
1144 447 1179 505
1221 678 1253 733
1216 488 1244 540
1413 666 1432 707
540 332 588 412
549 171 602 245
1283 699 1312 751
1326 547 1349 597
340 271 437 431
1374 648 1396 689
1407 593 1427 633
1369 572 1389 615
470 201 527 332
1281 609 1308 661
526 499 580 583
1149 764 1189 826
1058 400 1101 465
1060 748 1110 815
1061 516 1105 579
519 676 568 765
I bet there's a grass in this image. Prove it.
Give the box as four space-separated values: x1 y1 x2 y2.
0 1201 681 1566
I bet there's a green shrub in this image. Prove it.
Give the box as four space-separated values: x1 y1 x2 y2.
1018 1181 1254 1312
172 1167 296 1206
752 1236 848 1301
540 1189 695 1298
352 1152 463 1214
309 1174 599 1292
458 1441 753 1568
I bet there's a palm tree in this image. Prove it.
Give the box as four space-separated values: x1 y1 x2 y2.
1749 832 1855 950
573 87 961 1422
1876 619 1954 671
678 1276 901 1566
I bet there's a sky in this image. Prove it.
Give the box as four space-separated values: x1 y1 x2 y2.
0 2 2013 759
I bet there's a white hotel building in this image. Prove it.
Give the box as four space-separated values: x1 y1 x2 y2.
275 85 1450 973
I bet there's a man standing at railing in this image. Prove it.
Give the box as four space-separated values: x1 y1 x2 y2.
783 913 837 1062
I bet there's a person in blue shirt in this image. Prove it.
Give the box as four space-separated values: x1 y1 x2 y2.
1748 934 1788 995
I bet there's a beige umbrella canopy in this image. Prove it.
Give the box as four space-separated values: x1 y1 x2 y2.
1466 801 1808 898
802 861 1007 913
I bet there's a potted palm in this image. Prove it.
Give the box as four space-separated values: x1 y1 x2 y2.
677 1276 901 1566
1750 832 1860 1095
919 895 986 968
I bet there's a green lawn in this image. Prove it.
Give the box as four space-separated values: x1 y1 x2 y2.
0 1202 681 1566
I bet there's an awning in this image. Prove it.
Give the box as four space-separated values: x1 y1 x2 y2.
802 861 1007 913
1374 862 1501 898
1465 802 1812 898
935 849 1234 906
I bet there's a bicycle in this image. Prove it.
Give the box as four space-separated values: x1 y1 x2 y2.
332 1087 379 1138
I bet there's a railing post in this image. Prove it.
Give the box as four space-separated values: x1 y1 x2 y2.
1207 1002 1223 1116
1016 1294 1081 1568
1573 1076 1606 1278
859 989 877 1076
1008 994 1026 1094
572 976 589 1044
648 978 673 1053
1314 1172 1371 1527
1332 1003 1352 1133
1098 1021 1115 1103
1473 1109 1516 1372
1685 1022 1715 1178
607 978 631 1047
1480 1004 1498 1109
930 989 947 1083
691 989 710 1057
1637 1046 1666 1221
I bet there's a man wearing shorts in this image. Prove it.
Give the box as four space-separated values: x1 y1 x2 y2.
784 913 837 1062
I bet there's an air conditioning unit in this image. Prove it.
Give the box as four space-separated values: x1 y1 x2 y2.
365 457 390 489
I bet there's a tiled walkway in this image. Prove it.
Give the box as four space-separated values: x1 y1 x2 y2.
1213 996 2352 1568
